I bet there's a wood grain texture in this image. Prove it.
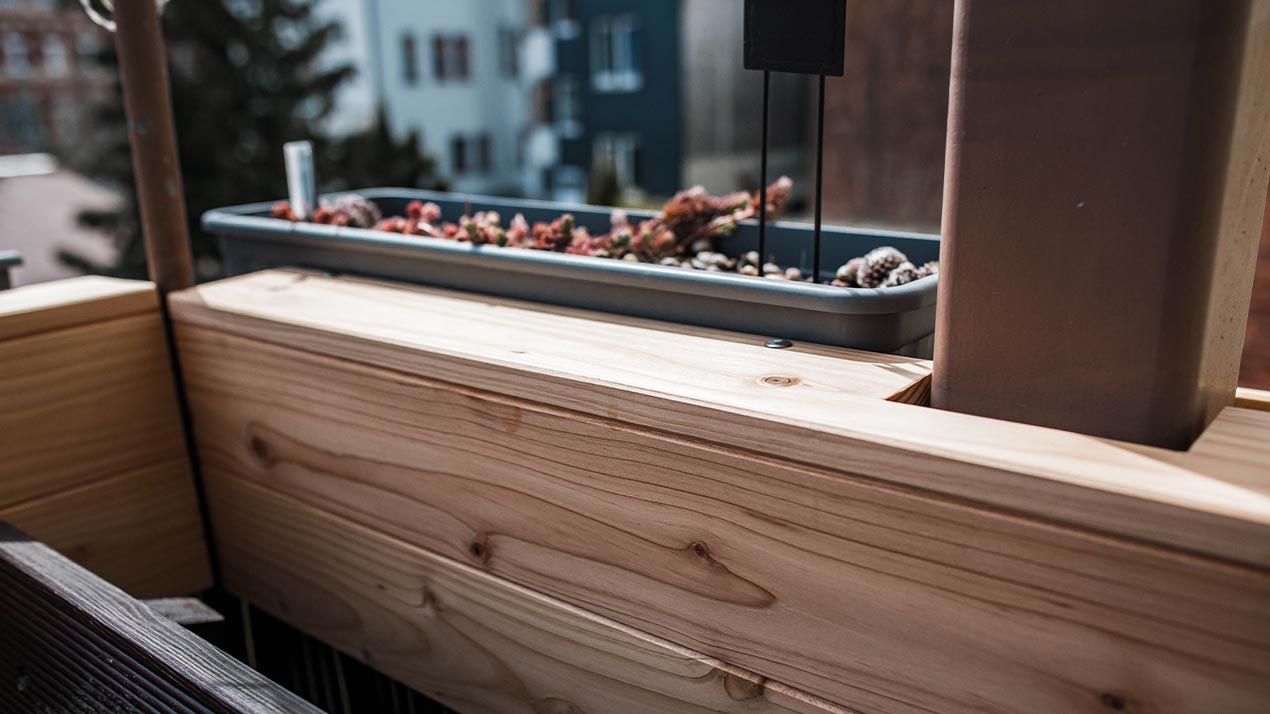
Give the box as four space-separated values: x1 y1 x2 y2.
170 270 1270 568
0 312 190 507
179 326 1270 714
0 274 157 341
0 522 318 714
207 473 848 714
0 459 210 599
0 276 210 595
1235 387 1270 411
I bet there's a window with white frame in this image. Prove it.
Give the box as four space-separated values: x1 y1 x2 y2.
553 75 581 137
590 15 640 93
593 132 641 188
401 33 418 85
3 32 29 78
450 135 468 174
42 34 69 77
433 34 471 81
549 0 579 39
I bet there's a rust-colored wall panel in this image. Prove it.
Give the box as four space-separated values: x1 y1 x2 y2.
820 0 954 229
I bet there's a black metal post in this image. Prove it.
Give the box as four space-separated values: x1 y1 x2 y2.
814 74 826 283
758 70 771 263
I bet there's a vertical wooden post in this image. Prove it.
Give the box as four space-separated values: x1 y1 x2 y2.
934 0 1270 448
113 0 194 295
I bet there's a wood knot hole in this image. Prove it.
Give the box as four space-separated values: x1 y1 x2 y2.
1100 694 1128 711
248 434 275 464
469 537 490 564
690 541 710 559
760 375 800 387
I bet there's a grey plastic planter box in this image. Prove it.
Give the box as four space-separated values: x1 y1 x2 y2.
203 189 940 355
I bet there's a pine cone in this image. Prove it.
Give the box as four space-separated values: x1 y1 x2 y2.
882 261 920 287
916 260 940 279
835 257 866 286
857 247 908 288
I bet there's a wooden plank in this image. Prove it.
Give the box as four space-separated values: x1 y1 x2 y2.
0 521 319 714
179 326 1270 714
0 274 157 341
169 270 932 403
1235 387 1270 411
207 472 848 714
170 271 1270 568
0 459 210 599
933 0 1270 447
0 312 190 507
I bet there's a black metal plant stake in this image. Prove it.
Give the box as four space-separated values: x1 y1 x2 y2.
744 0 847 283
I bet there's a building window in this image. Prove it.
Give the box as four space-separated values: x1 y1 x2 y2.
450 135 467 174
590 15 641 93
476 134 492 174
42 34 69 77
401 33 418 85
3 32 30 78
549 0 580 39
594 132 641 188
498 26 519 78
0 91 43 149
433 35 471 82
553 75 582 138
552 165 587 203
532 79 553 125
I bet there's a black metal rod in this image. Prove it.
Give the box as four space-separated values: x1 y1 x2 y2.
758 70 770 263
814 73 826 283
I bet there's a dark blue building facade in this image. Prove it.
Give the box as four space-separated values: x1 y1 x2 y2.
550 0 682 199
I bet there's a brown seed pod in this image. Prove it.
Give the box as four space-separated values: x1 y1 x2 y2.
857 247 908 288
882 261 921 287
835 257 867 286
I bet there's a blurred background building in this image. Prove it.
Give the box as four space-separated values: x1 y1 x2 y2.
0 0 111 154
1 0 1267 388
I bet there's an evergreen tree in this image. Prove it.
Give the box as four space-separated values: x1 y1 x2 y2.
65 0 439 280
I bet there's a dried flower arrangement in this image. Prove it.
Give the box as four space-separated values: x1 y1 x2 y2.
270 179 938 288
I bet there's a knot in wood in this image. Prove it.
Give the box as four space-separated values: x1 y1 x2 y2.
248 433 275 465
760 375 800 387
468 536 490 565
1100 693 1128 711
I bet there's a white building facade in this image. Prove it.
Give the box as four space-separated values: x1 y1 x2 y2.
354 0 552 196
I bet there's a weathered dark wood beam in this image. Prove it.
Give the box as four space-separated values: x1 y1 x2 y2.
0 522 318 713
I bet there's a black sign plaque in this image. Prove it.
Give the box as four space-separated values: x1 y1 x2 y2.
743 0 846 76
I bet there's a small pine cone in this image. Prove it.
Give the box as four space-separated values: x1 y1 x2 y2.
835 257 866 286
857 246 908 288
882 261 920 287
916 260 940 278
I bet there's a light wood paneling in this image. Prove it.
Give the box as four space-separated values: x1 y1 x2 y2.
0 276 210 596
0 313 188 506
207 473 847 714
1235 387 1270 411
0 275 157 341
170 270 1270 568
1 459 211 599
179 326 1270 714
